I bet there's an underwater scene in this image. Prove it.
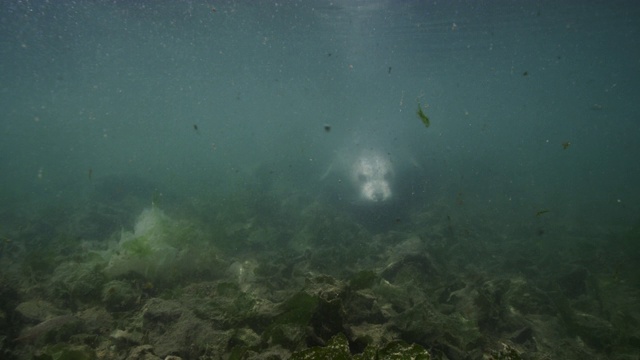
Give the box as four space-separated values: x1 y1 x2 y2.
1 1 639 359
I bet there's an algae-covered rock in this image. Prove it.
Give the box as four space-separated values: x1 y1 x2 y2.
110 328 144 346
178 281 257 330
15 300 69 322
571 311 617 350
486 342 523 360
141 298 231 358
290 333 432 360
262 275 349 350
270 275 347 347
263 323 306 351
376 341 431 359
125 344 161 360
16 315 82 344
276 291 320 326
373 278 413 315
231 327 261 348
33 343 96 360
101 280 139 311
290 333 351 360
344 289 385 324
50 261 106 302
352 345 377 360
391 300 483 356
349 270 378 291
504 277 556 316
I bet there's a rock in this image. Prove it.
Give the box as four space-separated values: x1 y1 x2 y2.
227 260 258 292
142 298 182 323
391 300 483 359
266 275 348 348
111 329 143 345
572 312 617 350
486 342 523 360
15 314 81 344
344 289 385 324
381 253 438 284
290 333 351 360
102 280 140 311
290 333 432 360
375 341 431 360
475 278 517 332
348 270 377 291
50 261 106 302
126 345 161 360
142 298 230 358
505 277 555 316
263 323 306 350
0 308 6 331
35 344 96 360
231 327 261 348
372 278 412 315
508 326 533 345
76 306 113 335
557 266 590 298
178 281 258 329
15 300 69 322
348 323 394 352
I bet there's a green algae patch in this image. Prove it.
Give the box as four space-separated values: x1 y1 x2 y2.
121 235 153 258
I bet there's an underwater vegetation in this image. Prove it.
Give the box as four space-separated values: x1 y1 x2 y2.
0 183 638 360
120 235 153 258
98 207 228 288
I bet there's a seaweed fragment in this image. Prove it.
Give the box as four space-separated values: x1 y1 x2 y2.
535 210 550 217
417 104 430 128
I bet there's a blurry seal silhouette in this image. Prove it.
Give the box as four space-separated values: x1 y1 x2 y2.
351 151 394 202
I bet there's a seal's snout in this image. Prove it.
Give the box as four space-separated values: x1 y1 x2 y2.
361 181 392 202
353 153 394 203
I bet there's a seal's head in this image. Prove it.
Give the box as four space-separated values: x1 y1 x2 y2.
351 152 394 203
